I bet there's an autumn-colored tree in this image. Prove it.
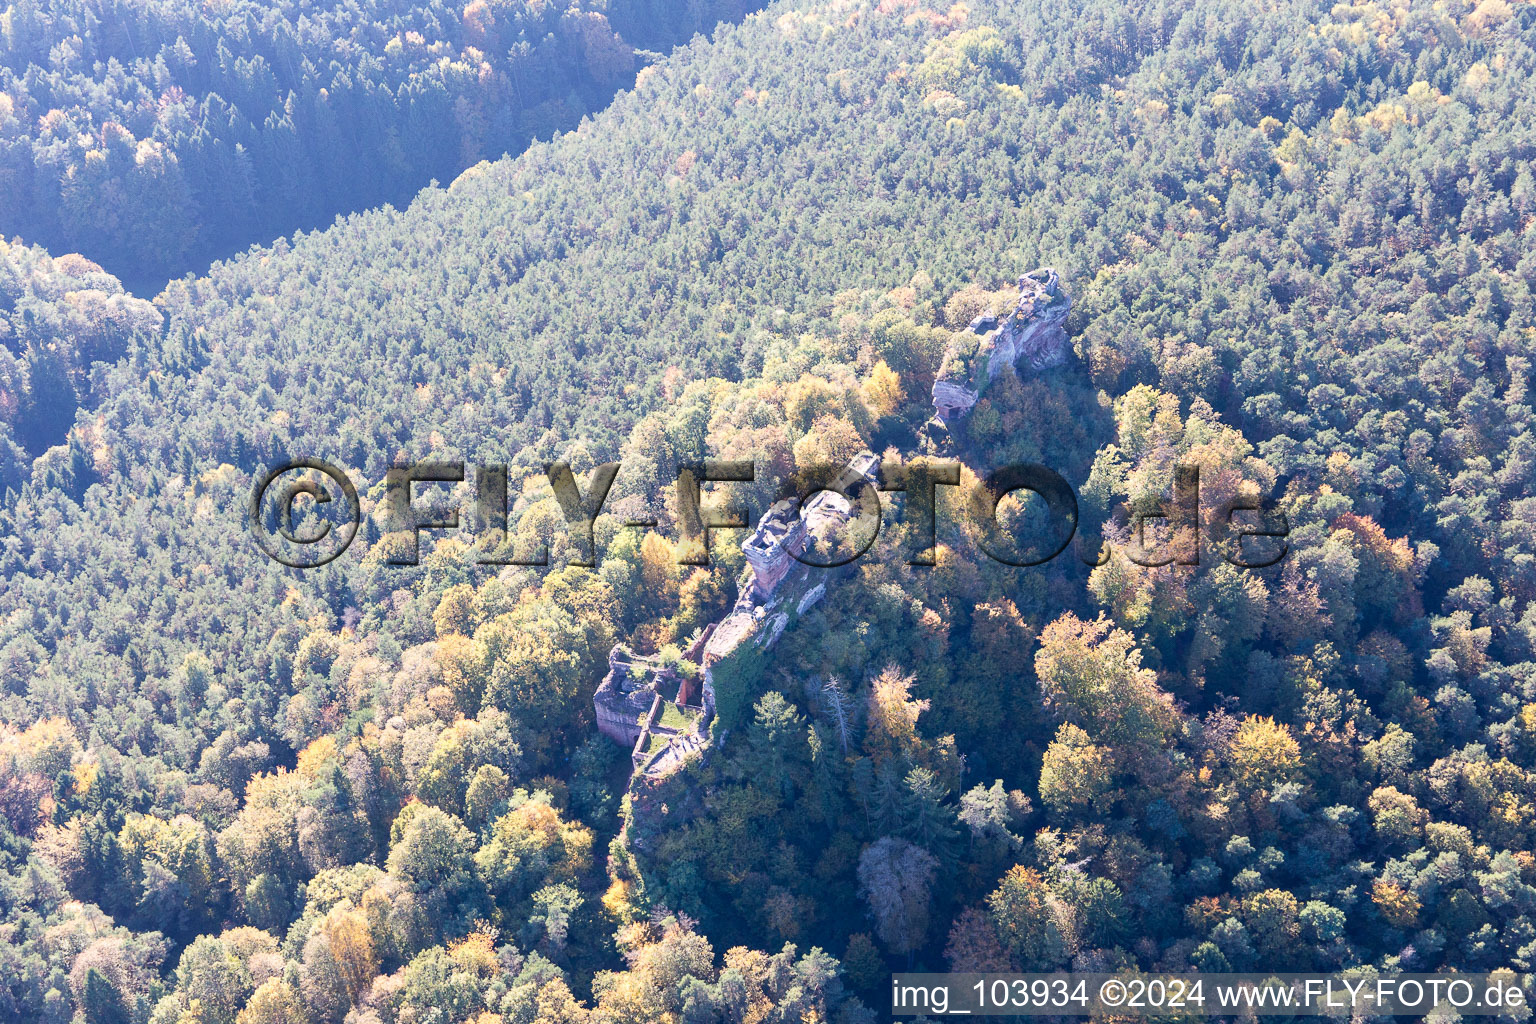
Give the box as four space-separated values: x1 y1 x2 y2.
1228 716 1305 793
236 979 310 1024
464 764 511 826
1038 723 1115 813
945 906 1011 971
474 794 593 918
1240 889 1301 960
863 359 904 418
792 414 867 476
1333 512 1423 628
434 635 491 713
163 928 278 1024
218 770 306 908
638 532 684 616
987 866 1069 969
1367 786 1428 849
476 596 599 760
591 917 714 1023
1034 614 1178 747
414 710 521 817
1372 880 1421 929
784 375 844 437
863 664 930 767
433 583 482 637
300 902 377 1022
383 930 505 1023
117 812 220 939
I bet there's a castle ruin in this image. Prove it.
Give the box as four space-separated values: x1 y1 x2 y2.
595 270 1071 784
593 451 880 780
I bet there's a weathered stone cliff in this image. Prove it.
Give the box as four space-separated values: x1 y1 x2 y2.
931 267 1071 428
594 451 880 790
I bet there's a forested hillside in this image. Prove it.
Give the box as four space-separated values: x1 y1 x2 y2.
0 238 159 471
1 0 1535 1021
0 0 760 284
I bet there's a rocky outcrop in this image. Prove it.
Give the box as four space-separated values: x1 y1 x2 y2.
931 379 981 424
705 450 879 669
739 451 879 601
930 268 1071 428
595 451 880 782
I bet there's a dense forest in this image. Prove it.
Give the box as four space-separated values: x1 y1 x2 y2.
0 238 159 476
0 0 761 285
2 0 1536 1020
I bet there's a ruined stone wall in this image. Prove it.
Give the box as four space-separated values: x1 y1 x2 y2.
596 451 879 789
593 648 669 745
595 701 649 745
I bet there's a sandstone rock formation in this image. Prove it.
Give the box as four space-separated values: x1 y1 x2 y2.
930 267 1071 428
594 451 880 782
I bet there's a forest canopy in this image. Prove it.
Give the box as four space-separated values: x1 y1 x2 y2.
1 0 1536 1021
0 0 761 284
